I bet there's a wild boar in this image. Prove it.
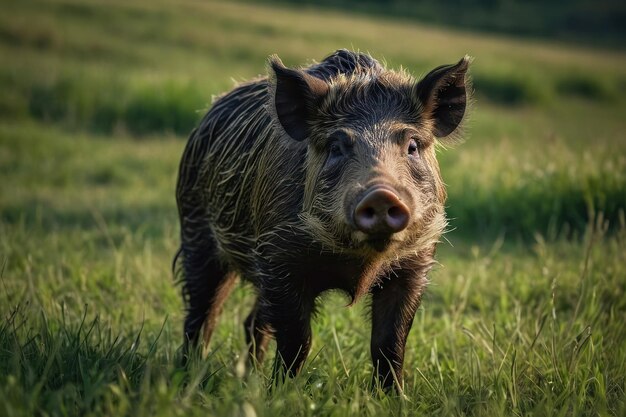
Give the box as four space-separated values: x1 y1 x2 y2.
174 49 471 389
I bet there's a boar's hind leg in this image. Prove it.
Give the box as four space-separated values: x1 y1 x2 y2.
370 268 428 390
180 231 236 361
244 300 271 365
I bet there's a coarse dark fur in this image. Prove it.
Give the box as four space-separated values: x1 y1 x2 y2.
174 49 471 389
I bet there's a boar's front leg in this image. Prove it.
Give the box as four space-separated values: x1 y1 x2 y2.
257 281 314 383
370 267 429 390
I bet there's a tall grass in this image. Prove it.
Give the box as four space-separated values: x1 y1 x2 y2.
6 74 208 135
444 140 626 239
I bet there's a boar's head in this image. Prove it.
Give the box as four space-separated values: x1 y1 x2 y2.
269 55 471 257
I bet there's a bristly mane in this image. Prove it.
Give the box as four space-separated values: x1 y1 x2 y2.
305 49 384 81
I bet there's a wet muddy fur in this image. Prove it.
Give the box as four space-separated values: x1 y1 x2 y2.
175 49 471 389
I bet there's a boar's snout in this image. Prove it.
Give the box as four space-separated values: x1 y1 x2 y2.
353 187 410 236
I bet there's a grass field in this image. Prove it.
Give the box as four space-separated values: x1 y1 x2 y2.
1 0 625 416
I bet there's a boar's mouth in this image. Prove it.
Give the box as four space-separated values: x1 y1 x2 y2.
364 237 393 252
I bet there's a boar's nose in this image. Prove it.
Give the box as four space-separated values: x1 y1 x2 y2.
353 188 410 235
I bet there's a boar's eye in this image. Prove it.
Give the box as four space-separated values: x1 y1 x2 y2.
407 138 419 156
329 142 343 158
325 130 352 166
325 140 345 167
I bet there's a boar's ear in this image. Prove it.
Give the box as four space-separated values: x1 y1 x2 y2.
415 56 472 139
269 55 329 142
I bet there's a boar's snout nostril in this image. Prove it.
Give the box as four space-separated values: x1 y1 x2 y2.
386 206 409 231
363 207 376 219
354 188 410 235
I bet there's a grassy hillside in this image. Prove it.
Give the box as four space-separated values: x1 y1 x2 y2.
0 0 625 416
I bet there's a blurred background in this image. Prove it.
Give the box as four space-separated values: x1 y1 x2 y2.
0 0 625 415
